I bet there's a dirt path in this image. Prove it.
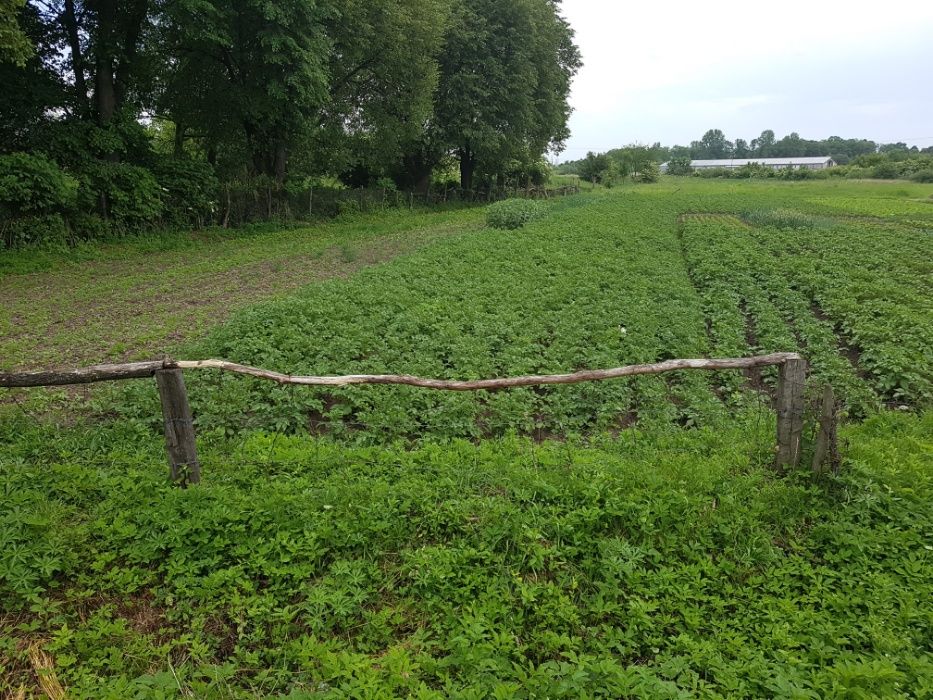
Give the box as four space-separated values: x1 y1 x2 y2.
1 214 479 371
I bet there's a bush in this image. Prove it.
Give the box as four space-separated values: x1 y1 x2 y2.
909 169 933 183
1 213 69 248
871 162 900 179
77 161 163 228
0 152 77 217
733 163 775 179
635 161 660 183
486 199 546 230
697 167 732 179
0 152 78 247
153 158 218 225
666 157 693 176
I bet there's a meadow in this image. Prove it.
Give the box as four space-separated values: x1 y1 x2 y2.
1 178 932 698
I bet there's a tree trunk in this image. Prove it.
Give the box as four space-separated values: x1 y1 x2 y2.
62 0 89 115
95 53 116 125
114 0 148 108
173 122 186 157
459 148 476 191
92 0 118 126
273 140 287 183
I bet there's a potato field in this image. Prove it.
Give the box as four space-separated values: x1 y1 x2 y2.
1 179 932 698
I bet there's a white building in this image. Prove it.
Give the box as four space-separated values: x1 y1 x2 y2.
661 156 835 172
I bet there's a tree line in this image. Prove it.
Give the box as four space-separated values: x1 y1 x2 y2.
0 0 580 245
560 129 933 183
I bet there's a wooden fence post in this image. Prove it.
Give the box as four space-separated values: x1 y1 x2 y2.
811 384 838 473
155 368 200 486
775 356 807 470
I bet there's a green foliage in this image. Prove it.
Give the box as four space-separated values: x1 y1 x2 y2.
153 158 218 225
871 162 900 179
2 178 933 696
485 198 546 229
742 208 819 229
76 162 163 228
0 152 77 246
909 168 933 183
428 0 582 189
578 151 610 183
0 0 31 66
1 409 931 697
665 157 693 176
635 161 660 183
0 151 77 216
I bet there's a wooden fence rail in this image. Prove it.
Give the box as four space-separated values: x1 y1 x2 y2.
2 352 815 485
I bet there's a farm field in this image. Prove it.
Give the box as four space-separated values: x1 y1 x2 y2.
2 178 932 698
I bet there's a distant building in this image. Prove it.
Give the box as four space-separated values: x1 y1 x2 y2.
660 156 835 173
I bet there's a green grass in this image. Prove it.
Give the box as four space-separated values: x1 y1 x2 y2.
1 410 930 698
0 207 483 371
2 178 933 697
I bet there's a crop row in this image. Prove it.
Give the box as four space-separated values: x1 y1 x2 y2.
680 206 931 409
115 195 733 441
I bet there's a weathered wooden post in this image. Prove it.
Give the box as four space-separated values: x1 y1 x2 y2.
775 355 807 470
155 367 200 486
811 384 838 473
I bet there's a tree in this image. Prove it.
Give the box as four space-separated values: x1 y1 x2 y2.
162 0 445 182
697 129 731 159
1 0 32 65
426 0 580 190
751 129 775 157
578 151 609 183
733 138 750 157
666 156 693 176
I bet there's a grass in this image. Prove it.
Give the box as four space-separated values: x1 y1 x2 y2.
1 410 930 698
2 177 932 697
0 208 483 371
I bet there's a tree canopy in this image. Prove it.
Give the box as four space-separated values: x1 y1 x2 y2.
0 0 581 233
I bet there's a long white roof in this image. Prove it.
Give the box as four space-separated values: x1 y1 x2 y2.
689 157 833 166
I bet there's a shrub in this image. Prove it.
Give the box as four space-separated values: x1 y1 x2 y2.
77 161 163 228
0 152 78 247
665 157 693 176
909 168 933 183
871 162 900 179
153 158 218 225
635 161 660 183
486 199 546 229
1 213 69 248
733 163 775 179
0 152 77 217
776 166 815 180
696 167 733 179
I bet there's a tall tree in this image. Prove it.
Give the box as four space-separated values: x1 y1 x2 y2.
1 0 32 65
751 129 775 157
424 0 580 190
163 0 445 182
697 129 731 159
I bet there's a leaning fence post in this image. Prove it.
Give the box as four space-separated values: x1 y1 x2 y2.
155 367 200 486
775 355 807 470
811 384 838 473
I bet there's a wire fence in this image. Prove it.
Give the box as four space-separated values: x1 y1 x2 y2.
216 184 581 228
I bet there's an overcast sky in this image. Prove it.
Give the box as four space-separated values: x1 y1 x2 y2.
556 0 933 161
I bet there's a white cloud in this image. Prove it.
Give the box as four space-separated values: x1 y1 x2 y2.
557 0 933 157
